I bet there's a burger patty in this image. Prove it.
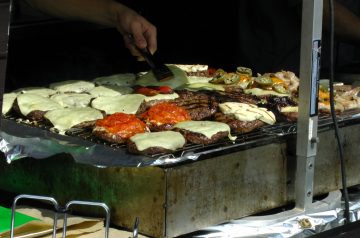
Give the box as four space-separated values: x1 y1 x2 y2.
173 90 218 120
281 112 298 122
214 112 265 134
216 86 260 105
136 99 172 115
258 96 298 122
93 113 148 144
13 100 46 121
174 128 229 145
148 123 175 132
93 127 128 144
127 141 174 155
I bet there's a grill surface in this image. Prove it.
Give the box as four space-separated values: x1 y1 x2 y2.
2 108 360 167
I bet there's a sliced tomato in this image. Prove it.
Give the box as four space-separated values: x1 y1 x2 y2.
134 87 159 96
157 86 173 94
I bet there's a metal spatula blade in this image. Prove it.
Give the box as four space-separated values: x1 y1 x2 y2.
128 34 174 81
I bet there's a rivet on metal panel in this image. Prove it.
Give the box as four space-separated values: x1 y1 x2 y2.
308 162 314 170
307 191 312 197
310 137 320 144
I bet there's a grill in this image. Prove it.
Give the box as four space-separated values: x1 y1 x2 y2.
2 108 360 167
2 2 360 237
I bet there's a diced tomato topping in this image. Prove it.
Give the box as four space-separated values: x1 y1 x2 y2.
208 67 217 77
134 86 173 96
134 87 159 96
96 112 147 139
157 86 173 94
140 102 191 125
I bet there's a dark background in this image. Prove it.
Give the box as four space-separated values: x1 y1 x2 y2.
5 0 360 91
5 0 241 91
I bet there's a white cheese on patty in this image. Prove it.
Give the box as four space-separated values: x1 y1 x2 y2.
174 121 236 141
144 93 179 102
88 85 133 97
91 94 146 115
187 76 212 84
44 107 103 134
93 73 136 86
184 83 225 92
2 93 17 115
170 64 208 73
219 102 276 125
280 106 298 113
136 65 188 89
50 80 95 93
130 131 186 151
14 87 57 97
244 88 290 97
50 93 93 108
17 93 63 116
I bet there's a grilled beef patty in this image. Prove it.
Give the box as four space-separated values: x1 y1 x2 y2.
174 128 229 145
215 86 260 105
93 126 128 144
281 112 298 122
93 112 148 144
258 96 298 122
173 90 218 120
148 123 175 132
127 141 174 155
214 112 265 134
13 99 46 121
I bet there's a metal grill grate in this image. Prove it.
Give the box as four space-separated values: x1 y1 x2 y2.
2 109 360 163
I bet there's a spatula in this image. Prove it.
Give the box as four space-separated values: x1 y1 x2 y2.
128 34 174 82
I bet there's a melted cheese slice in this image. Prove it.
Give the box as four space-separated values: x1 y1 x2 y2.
187 76 212 84
14 87 57 97
244 88 290 97
170 64 208 73
44 107 103 134
318 102 345 112
280 106 298 113
50 80 95 93
17 93 63 116
93 73 136 86
50 93 93 108
136 65 189 89
144 93 179 102
174 121 236 141
2 93 17 115
130 131 186 151
88 85 133 97
91 94 146 115
184 83 225 91
219 102 276 125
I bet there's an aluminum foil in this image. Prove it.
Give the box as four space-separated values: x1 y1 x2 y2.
193 189 360 238
0 121 200 167
0 118 275 168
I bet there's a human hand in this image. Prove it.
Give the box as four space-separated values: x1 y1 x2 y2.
113 3 157 59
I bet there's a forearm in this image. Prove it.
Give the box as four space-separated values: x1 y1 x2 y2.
25 0 157 55
24 0 128 27
323 0 360 44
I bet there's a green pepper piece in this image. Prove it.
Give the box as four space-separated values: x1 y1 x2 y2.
224 73 240 84
273 84 289 94
236 66 252 76
254 76 273 86
210 69 227 84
